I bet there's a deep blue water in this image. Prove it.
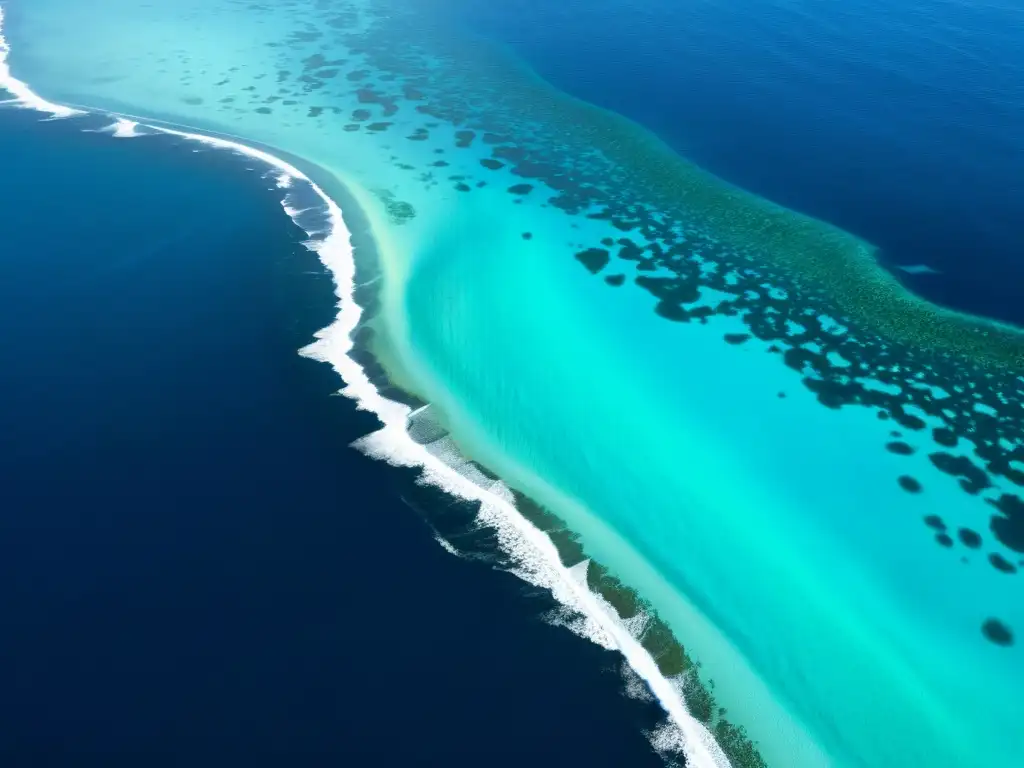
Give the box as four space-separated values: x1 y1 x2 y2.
0 107 667 764
454 0 1024 327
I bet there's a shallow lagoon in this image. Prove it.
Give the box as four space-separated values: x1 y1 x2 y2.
6 0 1023 765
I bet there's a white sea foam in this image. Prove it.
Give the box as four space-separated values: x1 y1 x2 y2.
0 7 731 764
621 660 657 703
0 7 80 118
82 118 144 138
432 534 461 558
107 118 142 138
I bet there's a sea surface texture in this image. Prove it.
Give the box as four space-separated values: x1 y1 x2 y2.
4 0 1023 766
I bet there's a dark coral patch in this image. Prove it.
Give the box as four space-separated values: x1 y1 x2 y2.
508 183 534 195
1003 464 1024 488
802 378 856 410
989 494 1024 553
604 274 625 287
454 130 475 148
521 232 533 240
878 406 924 431
454 182 471 192
898 475 922 493
634 275 700 307
932 427 958 448
601 237 615 247
982 618 1014 646
958 528 982 549
380 196 416 224
885 441 915 456
654 301 690 322
615 237 644 261
935 533 954 548
480 158 504 170
493 146 526 164
574 248 610 275
901 414 927 431
989 553 1017 574
356 88 398 117
724 333 751 345
924 514 946 530
929 452 991 495
366 122 392 132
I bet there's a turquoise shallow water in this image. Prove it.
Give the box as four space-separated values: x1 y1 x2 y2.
6 1 1023 765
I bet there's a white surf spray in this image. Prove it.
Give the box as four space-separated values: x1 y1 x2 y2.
105 117 143 138
0 7 732 765
0 7 80 118
82 118 145 138
274 170 295 190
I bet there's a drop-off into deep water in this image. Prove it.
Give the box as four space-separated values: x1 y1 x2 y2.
4 1 1023 766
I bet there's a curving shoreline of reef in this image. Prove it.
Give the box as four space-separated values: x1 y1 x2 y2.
5 3 1024 765
0 18 743 765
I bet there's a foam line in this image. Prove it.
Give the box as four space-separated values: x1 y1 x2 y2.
0 7 81 118
0 6 732 764
107 118 142 137
82 118 144 138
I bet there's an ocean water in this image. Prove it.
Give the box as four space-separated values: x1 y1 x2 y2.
0 103 670 762
3 1 1023 766
455 0 1024 327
